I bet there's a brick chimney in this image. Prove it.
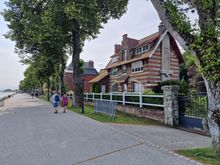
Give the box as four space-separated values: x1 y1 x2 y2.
158 22 166 34
84 60 94 68
114 44 121 54
123 34 128 40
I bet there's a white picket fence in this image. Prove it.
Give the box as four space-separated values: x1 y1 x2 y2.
84 92 164 108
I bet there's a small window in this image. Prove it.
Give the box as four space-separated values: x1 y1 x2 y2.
111 67 118 76
132 82 142 92
131 61 143 73
111 84 118 92
138 47 142 53
135 44 149 55
123 83 127 92
111 57 118 63
121 50 127 61
122 65 127 74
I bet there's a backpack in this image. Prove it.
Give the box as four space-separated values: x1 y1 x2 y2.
55 94 60 102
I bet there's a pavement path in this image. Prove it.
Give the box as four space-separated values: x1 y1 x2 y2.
0 94 211 165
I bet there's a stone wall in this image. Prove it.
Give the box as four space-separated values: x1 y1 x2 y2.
85 101 164 122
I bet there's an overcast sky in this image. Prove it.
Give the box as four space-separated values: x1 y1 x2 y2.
0 0 160 90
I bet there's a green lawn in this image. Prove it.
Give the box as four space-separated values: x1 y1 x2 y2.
177 147 220 165
67 105 162 125
39 95 162 125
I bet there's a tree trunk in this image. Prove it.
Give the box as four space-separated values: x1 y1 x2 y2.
72 30 83 108
56 76 59 93
47 78 50 101
205 79 220 153
40 82 44 95
60 57 66 95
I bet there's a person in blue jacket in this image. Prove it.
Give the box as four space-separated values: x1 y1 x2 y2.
51 91 60 113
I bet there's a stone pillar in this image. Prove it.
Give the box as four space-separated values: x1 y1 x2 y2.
162 85 179 127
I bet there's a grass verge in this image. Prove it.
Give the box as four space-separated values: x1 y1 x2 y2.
67 105 162 125
177 147 220 165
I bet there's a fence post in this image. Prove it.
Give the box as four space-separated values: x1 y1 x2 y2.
93 93 95 101
139 92 142 108
100 93 102 100
123 92 125 105
110 92 112 101
162 85 179 127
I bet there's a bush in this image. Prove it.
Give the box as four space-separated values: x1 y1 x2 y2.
153 79 189 94
92 84 101 93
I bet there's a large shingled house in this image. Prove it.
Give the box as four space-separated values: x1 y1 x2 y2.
89 24 183 93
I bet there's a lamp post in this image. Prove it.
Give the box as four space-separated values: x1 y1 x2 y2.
81 76 85 113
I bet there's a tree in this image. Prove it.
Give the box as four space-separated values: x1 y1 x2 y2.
151 0 220 153
42 0 129 108
3 0 68 97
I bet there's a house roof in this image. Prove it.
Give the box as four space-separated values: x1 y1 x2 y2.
83 68 98 75
105 50 153 69
109 32 159 58
138 32 160 47
65 63 98 75
89 69 109 83
105 31 183 69
115 75 129 83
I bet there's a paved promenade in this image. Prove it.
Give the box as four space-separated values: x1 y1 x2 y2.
0 94 211 165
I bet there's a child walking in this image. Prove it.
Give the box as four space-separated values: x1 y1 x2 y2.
61 93 68 113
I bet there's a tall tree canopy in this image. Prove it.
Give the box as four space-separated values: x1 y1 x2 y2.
3 0 129 108
40 0 129 108
151 0 220 153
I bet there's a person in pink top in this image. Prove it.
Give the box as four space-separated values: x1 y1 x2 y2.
61 92 68 113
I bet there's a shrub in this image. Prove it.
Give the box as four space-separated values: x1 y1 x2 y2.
153 79 189 94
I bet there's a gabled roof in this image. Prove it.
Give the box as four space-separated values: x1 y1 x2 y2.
115 75 129 83
105 50 153 69
89 69 108 83
138 32 160 47
109 32 159 58
105 31 183 69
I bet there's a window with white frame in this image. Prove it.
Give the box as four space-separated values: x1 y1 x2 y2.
135 44 149 55
122 65 127 74
131 60 143 73
132 82 142 92
111 56 118 63
111 67 118 76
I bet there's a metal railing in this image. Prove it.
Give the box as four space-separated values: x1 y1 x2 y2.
95 100 116 117
178 93 208 119
84 92 164 108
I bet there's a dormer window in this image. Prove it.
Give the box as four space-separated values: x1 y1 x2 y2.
121 50 127 61
111 56 118 63
135 44 149 55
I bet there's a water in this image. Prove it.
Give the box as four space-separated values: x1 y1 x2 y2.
0 91 14 99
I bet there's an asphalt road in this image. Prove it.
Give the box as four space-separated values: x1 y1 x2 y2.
0 94 210 165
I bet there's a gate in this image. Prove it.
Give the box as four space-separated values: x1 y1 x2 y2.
178 93 208 130
94 100 116 117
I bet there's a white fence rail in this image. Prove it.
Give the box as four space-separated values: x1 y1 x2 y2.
84 92 164 108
